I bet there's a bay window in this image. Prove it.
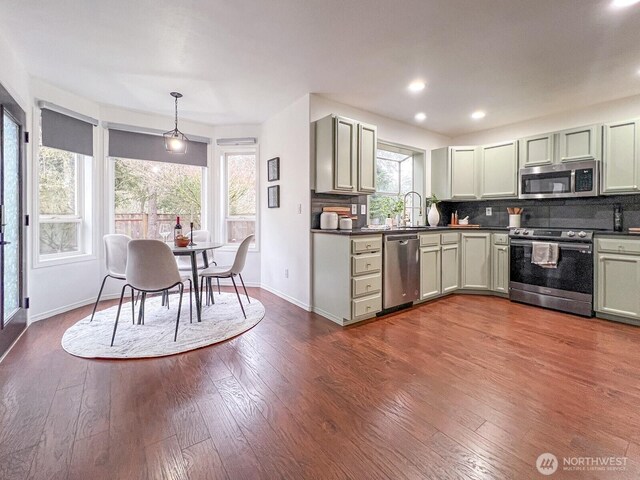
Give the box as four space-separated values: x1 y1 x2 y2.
223 150 257 245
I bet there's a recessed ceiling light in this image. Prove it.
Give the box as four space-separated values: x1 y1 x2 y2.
414 112 427 122
408 81 426 92
471 110 486 120
611 0 640 8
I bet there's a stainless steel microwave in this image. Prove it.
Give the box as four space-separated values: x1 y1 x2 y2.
519 160 599 199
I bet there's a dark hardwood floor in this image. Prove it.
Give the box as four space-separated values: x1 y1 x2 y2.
1 289 640 479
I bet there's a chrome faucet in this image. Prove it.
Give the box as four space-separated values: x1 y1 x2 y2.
403 191 423 226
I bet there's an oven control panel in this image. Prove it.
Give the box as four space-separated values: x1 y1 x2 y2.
509 228 593 241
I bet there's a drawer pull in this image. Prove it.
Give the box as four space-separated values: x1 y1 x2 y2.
366 305 371 310
366 284 371 288
366 244 372 248
366 263 371 267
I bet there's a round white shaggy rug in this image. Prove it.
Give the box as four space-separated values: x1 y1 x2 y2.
61 292 265 359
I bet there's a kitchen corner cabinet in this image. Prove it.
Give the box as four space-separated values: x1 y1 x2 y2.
461 232 491 290
491 234 509 293
602 119 640 194
519 133 554 167
312 233 382 325
315 115 377 195
479 141 518 199
596 238 640 322
557 124 601 163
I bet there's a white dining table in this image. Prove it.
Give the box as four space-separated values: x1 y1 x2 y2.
170 242 224 322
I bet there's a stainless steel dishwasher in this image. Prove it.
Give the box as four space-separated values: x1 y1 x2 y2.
383 234 420 309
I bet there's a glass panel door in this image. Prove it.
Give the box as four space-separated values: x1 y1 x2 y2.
0 87 27 357
2 111 20 325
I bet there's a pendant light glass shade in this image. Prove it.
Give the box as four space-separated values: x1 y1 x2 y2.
163 92 189 154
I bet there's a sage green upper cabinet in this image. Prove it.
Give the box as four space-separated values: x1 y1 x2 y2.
451 147 478 200
315 115 377 195
557 124 601 163
461 232 491 290
602 119 640 194
479 141 518 199
519 133 554 167
357 122 377 193
431 146 478 201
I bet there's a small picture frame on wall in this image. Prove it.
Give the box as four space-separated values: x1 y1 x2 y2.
267 157 280 182
268 185 280 208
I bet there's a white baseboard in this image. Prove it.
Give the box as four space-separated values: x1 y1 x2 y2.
28 292 123 323
259 284 311 311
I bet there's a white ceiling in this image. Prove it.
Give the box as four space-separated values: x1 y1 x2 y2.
1 0 640 136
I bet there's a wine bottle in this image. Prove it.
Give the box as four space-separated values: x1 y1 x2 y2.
174 216 183 242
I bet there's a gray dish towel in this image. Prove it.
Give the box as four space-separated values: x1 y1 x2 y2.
531 242 559 268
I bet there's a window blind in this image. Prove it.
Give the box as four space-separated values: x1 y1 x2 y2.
41 108 94 156
108 129 208 167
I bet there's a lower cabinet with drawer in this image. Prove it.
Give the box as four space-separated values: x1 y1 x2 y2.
596 237 640 323
312 233 383 325
419 232 460 301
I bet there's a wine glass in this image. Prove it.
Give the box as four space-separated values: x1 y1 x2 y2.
159 224 171 243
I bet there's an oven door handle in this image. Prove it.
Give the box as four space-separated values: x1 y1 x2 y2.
510 239 592 252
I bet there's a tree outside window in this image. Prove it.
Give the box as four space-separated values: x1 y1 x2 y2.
113 158 202 239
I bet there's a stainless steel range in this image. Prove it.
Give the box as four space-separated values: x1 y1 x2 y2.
509 228 594 317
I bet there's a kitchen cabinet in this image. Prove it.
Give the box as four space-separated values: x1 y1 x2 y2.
420 244 441 301
312 233 382 325
602 119 640 194
479 141 518 198
557 124 601 163
441 243 460 293
596 238 640 321
451 147 478 199
358 123 377 193
519 133 554 167
461 232 491 290
431 146 478 200
419 232 459 301
315 114 377 195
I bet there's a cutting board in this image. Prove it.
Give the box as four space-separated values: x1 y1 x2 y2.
322 206 356 220
628 227 640 234
448 224 481 229
323 206 352 214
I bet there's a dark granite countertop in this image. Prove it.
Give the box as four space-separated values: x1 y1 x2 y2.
593 230 640 236
311 226 510 236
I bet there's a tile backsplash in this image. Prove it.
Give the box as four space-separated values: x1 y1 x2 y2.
439 195 640 230
311 190 368 229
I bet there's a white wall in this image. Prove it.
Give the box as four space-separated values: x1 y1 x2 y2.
260 94 311 309
27 79 261 321
452 93 640 146
309 94 451 196
0 32 30 111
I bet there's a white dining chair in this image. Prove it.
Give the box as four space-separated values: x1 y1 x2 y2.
91 234 135 323
111 239 192 346
199 234 253 319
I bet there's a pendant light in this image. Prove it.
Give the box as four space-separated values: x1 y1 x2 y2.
163 92 189 154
